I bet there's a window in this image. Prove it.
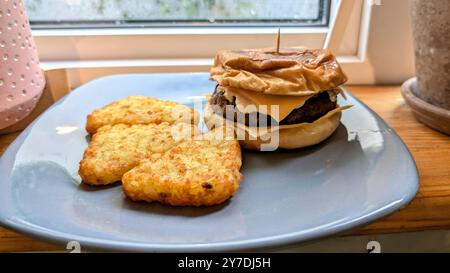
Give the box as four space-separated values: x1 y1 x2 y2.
25 0 375 85
25 0 330 28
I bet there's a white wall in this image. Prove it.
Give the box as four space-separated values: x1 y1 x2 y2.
366 0 415 84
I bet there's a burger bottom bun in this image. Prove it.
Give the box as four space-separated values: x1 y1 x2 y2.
203 103 341 151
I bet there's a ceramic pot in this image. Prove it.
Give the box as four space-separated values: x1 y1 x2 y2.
402 0 450 135
411 0 450 109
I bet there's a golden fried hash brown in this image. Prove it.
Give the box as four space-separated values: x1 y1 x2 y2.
122 129 243 206
79 123 198 186
86 96 199 134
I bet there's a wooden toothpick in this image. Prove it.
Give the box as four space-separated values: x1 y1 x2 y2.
276 28 281 53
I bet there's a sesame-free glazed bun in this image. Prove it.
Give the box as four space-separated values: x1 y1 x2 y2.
203 102 343 151
210 47 347 96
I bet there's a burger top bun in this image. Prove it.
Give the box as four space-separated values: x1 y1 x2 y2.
210 47 347 96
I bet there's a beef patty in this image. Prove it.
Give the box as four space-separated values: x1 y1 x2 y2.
209 86 337 127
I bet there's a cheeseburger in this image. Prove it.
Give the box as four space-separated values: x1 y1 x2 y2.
204 47 349 150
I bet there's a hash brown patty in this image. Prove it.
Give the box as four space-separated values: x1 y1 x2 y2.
86 96 199 134
122 130 243 206
79 123 197 186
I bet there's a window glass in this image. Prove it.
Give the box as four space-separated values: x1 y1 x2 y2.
24 0 330 28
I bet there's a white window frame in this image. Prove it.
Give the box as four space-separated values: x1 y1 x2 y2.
33 0 377 86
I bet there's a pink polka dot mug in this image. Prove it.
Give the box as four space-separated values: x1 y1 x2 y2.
0 0 45 130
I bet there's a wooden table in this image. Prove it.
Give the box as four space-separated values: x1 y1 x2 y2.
0 85 449 252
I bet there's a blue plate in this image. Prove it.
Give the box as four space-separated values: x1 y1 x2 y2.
0 73 418 252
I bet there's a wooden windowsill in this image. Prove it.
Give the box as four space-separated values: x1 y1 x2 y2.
0 85 449 252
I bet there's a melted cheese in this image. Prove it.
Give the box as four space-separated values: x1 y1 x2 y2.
220 86 315 122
